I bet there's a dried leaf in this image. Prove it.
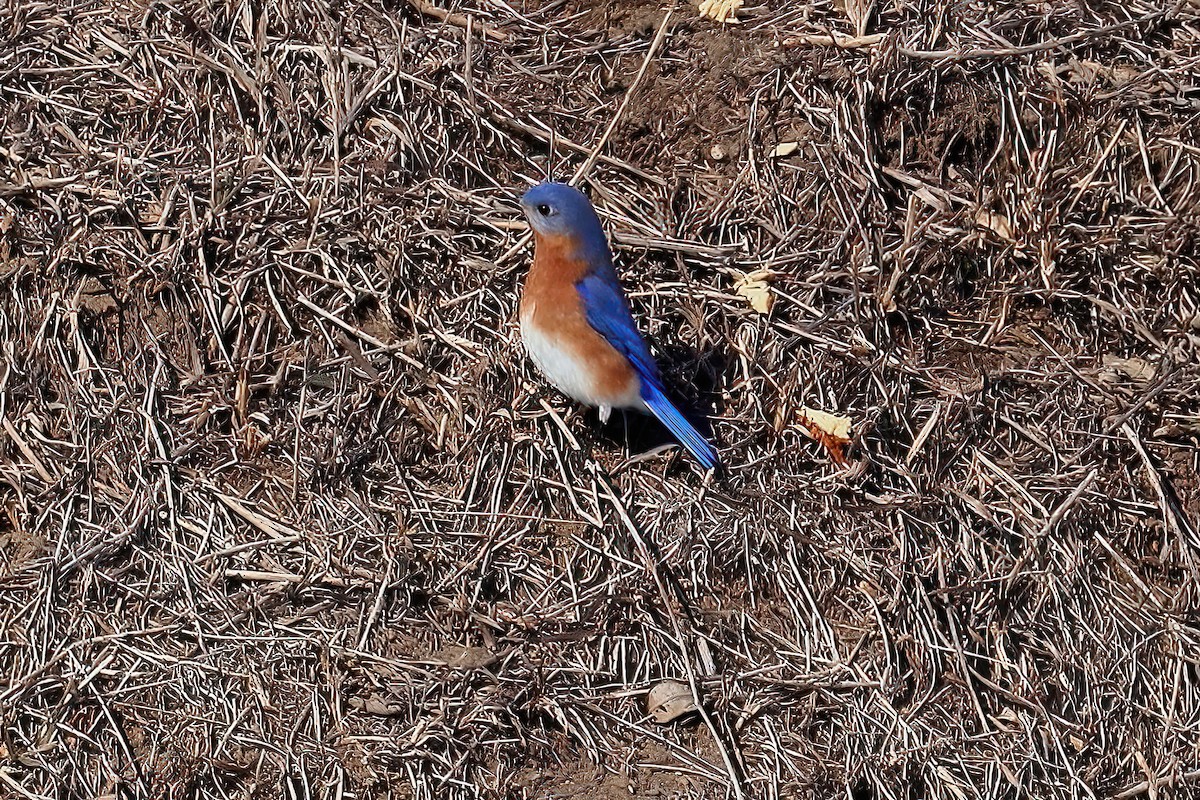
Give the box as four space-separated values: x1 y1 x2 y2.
733 269 775 314
434 645 499 670
772 141 799 158
913 184 946 211
647 679 697 723
697 0 743 24
1154 417 1200 437
1040 58 1153 93
974 208 1014 241
798 406 853 465
353 695 405 716
78 277 119 315
140 200 164 226
1101 354 1156 385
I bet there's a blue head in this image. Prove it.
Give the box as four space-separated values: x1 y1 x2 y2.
519 182 607 247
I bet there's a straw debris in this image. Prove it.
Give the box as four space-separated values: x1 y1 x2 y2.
2 1 1200 798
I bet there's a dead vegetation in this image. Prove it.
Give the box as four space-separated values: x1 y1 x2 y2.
2 0 1200 797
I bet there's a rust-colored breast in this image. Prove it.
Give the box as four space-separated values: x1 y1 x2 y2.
521 232 639 404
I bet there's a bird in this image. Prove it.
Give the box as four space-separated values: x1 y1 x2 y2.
517 181 719 470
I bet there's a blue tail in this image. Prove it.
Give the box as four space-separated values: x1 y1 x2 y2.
640 380 720 470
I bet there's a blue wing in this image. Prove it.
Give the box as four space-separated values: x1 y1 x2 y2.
576 268 657 380
577 269 720 470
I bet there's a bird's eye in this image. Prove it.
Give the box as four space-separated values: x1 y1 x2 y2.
536 204 552 216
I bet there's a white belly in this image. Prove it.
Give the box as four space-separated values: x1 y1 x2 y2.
520 308 641 410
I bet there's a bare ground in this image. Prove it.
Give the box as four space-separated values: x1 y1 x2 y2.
2 0 1200 798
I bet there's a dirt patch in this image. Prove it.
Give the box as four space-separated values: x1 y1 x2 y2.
514 739 715 800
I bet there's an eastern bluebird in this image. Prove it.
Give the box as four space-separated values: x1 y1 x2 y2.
518 182 719 470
